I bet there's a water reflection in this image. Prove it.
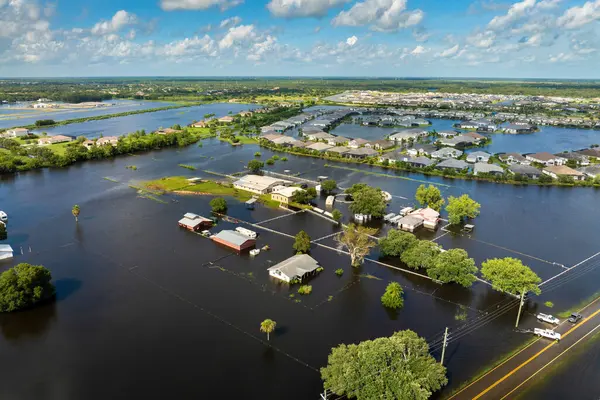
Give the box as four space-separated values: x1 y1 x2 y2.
0 302 57 342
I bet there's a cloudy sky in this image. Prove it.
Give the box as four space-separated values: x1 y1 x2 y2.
1 0 600 78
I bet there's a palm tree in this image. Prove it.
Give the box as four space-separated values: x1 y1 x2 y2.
72 205 80 223
260 319 277 341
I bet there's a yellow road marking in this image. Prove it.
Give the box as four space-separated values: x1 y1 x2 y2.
500 321 600 399
447 294 600 400
472 307 600 399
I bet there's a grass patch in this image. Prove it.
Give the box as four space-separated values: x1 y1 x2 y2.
45 142 70 156
298 285 313 295
219 135 257 145
544 301 554 308
144 176 191 191
179 164 197 170
335 268 344 276
557 291 600 318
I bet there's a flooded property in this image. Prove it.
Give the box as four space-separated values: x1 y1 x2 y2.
1 108 600 399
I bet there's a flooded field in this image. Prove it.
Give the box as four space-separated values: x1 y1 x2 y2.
1 120 600 399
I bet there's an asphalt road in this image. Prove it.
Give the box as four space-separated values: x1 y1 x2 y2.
448 296 600 400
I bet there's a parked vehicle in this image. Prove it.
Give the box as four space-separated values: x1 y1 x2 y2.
201 230 212 238
235 227 257 239
568 313 583 324
537 313 560 325
534 328 561 341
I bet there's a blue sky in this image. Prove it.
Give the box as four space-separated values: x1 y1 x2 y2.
1 0 600 78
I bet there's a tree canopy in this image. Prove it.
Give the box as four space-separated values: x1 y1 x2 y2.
336 224 378 267
332 209 343 223
381 282 404 309
321 179 338 194
345 183 369 197
293 231 311 254
401 240 442 270
349 186 387 218
247 159 264 173
0 263 55 312
291 188 316 204
260 319 277 341
427 249 478 287
379 230 417 257
210 197 228 213
415 185 445 212
446 194 481 225
481 257 542 296
321 330 447 400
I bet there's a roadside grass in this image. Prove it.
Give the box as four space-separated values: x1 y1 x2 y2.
144 176 192 191
556 291 600 318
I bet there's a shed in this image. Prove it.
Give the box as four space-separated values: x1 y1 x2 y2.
397 216 423 232
325 196 335 208
211 230 256 251
178 213 213 231
267 254 320 283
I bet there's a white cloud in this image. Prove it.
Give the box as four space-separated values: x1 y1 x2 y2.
467 31 496 48
346 35 358 46
412 27 431 42
487 0 536 30
267 0 349 18
549 52 578 62
160 35 216 58
332 0 424 32
437 44 460 58
220 16 242 29
91 10 137 35
557 0 600 29
218 24 256 49
411 45 427 55
247 35 278 61
160 0 244 11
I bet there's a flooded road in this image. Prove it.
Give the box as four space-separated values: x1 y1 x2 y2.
1 128 599 398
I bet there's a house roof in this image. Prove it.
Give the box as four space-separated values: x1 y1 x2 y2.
328 136 348 143
349 138 370 145
499 152 526 161
234 175 290 192
347 148 378 156
307 142 334 151
309 132 334 140
508 164 541 175
577 165 600 177
468 151 491 158
272 186 302 198
474 163 504 174
436 159 469 169
432 147 463 158
212 230 254 246
528 152 561 161
267 254 320 279
397 215 423 226
544 165 585 176
327 146 350 154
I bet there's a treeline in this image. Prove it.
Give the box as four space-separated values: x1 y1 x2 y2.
0 128 202 174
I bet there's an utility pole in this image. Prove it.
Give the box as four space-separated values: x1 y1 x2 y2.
515 287 526 328
440 327 449 365
320 389 329 400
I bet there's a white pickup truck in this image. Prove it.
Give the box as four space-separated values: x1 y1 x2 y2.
534 328 561 341
537 313 560 325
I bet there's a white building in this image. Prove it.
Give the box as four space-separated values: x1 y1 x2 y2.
4 128 31 138
233 175 291 195
267 254 320 283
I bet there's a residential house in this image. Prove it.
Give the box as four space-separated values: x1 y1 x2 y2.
543 165 586 181
397 215 423 232
327 146 350 156
499 152 530 165
439 135 477 148
97 136 119 146
38 135 73 145
526 152 566 166
348 138 371 149
407 143 437 157
178 213 212 232
156 128 181 135
306 142 334 152
559 152 590 166
474 163 504 176
233 175 291 194
346 148 378 159
218 116 235 123
405 156 435 168
191 120 210 128
463 131 487 143
307 132 334 141
327 136 349 146
437 130 458 138
436 159 469 171
508 164 542 179
211 230 256 252
577 165 600 178
271 186 303 205
267 254 320 283
431 147 463 159
503 123 534 134
409 207 440 229
4 128 31 138
388 129 428 143
576 148 600 159
367 139 394 151
466 151 491 163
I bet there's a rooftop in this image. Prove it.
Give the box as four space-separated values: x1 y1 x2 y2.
212 230 254 246
267 254 320 279
544 165 585 176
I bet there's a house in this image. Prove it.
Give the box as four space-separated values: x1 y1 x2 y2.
4 128 31 138
260 133 285 143
439 135 477 148
409 207 440 229
211 230 256 251
271 186 303 205
431 147 463 159
306 142 334 152
346 148 378 159
218 116 235 123
367 139 394 151
233 175 291 194
407 144 437 157
504 123 534 134
191 120 210 128
577 165 600 178
466 151 491 163
85 136 119 147
508 164 542 179
38 135 74 145
388 129 428 143
436 159 469 171
526 152 566 166
405 156 435 168
307 132 334 141
348 138 370 149
463 131 487 142
499 152 530 165
458 119 497 131
327 136 349 146
156 128 181 135
559 152 590 166
397 216 423 232
267 254 320 283
239 111 253 117
474 163 504 176
577 148 600 159
327 146 350 156
437 130 457 138
272 136 301 147
543 165 586 181
178 213 212 231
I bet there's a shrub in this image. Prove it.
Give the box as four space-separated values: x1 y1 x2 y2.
254 152 261 157
544 301 554 308
298 285 313 295
0 264 56 312
281 157 288 161
335 268 344 276
210 197 228 213
266 158 275 165
316 267 324 273
381 282 404 309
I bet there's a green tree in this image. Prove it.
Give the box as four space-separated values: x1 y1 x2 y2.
538 173 553 183
72 204 80 222
415 184 445 212
379 230 417 257
428 249 478 287
0 263 56 312
293 230 311 254
260 319 277 341
321 179 338 194
336 224 378 267
481 257 542 296
247 159 264 173
331 209 343 223
401 240 442 270
349 186 387 218
321 330 447 399
345 183 368 197
445 194 481 225
0 223 7 241
210 197 228 213
381 282 404 309
292 188 316 204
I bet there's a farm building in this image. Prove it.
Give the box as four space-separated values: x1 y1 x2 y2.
178 213 212 232
211 230 256 251
267 254 320 283
271 186 303 205
233 175 291 195
397 216 423 232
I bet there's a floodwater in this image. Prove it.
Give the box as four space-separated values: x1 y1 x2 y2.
0 100 176 129
1 124 600 399
31 103 259 139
